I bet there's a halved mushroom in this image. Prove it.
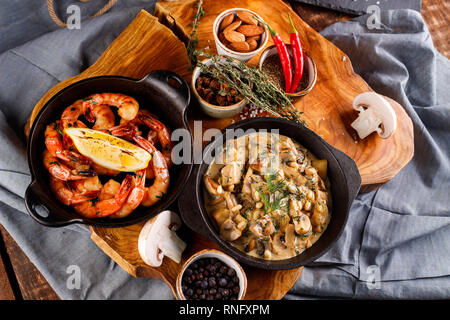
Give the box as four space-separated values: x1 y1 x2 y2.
293 213 312 235
272 225 295 256
284 224 296 248
220 162 243 186
220 218 242 241
138 210 187 267
350 92 397 139
281 164 307 185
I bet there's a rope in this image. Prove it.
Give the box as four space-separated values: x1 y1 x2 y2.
46 0 118 28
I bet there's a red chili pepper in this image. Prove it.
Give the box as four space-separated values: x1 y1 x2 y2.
288 14 304 93
254 16 292 93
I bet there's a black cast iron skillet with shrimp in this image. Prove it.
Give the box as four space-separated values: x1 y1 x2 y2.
25 70 192 228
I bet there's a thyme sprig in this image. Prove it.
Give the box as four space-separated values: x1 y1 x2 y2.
197 55 305 124
257 171 290 214
186 0 204 70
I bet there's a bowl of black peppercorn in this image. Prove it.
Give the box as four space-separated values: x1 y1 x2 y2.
176 249 247 300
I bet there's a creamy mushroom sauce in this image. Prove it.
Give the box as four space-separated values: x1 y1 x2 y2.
203 132 331 260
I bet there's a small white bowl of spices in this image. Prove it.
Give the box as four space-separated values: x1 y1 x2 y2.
258 44 317 98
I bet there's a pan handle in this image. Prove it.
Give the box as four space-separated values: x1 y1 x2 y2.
329 148 362 201
138 70 191 120
25 181 79 227
177 165 216 241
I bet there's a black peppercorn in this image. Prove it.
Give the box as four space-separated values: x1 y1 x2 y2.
227 268 236 277
219 277 228 287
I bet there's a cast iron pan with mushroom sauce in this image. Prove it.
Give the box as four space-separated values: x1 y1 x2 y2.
25 70 192 228
178 117 361 270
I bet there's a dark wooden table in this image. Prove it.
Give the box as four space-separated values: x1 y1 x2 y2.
0 0 448 300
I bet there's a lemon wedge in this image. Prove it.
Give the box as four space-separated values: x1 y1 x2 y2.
64 128 151 172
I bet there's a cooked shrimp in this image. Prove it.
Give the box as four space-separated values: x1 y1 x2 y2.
147 130 158 146
132 110 173 167
57 102 91 163
106 123 137 140
87 104 115 130
71 176 103 194
45 120 93 175
61 100 84 129
45 121 70 161
98 179 121 201
43 149 94 181
133 135 169 207
109 170 146 219
49 176 100 206
72 175 133 218
82 93 139 121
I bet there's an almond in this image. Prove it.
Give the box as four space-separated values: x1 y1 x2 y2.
218 32 230 45
224 30 245 43
220 14 235 31
246 39 258 51
229 41 250 52
237 11 258 25
236 24 264 37
223 20 242 33
247 35 261 42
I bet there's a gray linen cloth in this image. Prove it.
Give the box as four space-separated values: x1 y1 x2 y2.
0 1 448 299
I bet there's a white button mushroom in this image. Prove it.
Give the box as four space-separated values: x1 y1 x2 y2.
138 210 187 267
350 92 397 139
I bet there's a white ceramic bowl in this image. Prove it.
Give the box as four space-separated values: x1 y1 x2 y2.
176 249 248 300
258 44 317 97
213 8 269 62
191 57 247 118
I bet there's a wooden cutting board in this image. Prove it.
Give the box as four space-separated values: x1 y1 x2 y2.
26 0 414 300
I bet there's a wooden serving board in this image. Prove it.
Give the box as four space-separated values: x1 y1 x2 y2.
26 0 414 300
